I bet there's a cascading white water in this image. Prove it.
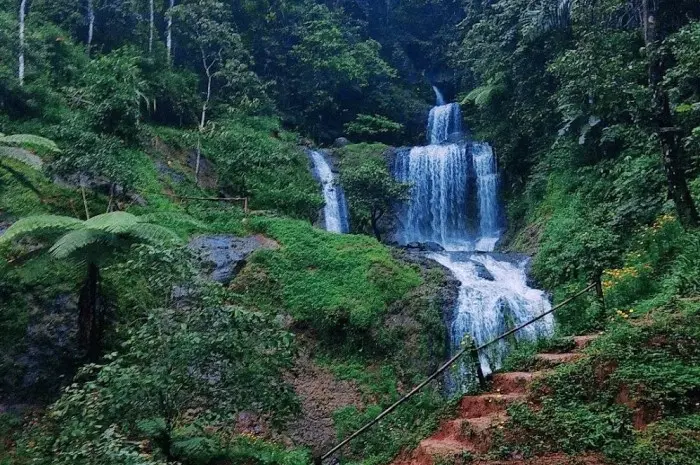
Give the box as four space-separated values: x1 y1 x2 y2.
309 150 350 234
393 88 553 394
430 253 553 392
432 86 446 106
393 144 470 248
472 143 500 251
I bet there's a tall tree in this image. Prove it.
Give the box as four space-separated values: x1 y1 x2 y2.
0 212 183 360
166 0 174 61
18 0 27 85
148 0 155 53
172 0 256 183
641 0 699 227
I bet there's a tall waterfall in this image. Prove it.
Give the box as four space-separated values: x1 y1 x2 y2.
393 94 498 250
393 89 553 393
309 150 350 234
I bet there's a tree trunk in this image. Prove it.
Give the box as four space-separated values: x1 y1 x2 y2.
78 263 102 361
148 0 155 54
166 0 174 62
19 0 26 86
371 209 382 242
644 0 699 228
87 0 95 53
196 54 213 185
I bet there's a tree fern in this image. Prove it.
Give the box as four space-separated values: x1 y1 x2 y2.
49 229 114 260
84 212 140 233
123 223 183 245
0 134 61 152
0 146 44 169
463 73 506 108
0 215 83 243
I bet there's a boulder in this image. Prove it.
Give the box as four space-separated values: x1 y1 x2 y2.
188 235 278 285
333 137 351 148
423 241 445 252
468 260 495 281
1 294 82 405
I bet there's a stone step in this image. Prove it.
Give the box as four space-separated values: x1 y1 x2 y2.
449 412 506 453
535 353 581 368
471 453 607 465
460 393 525 418
414 438 472 465
573 335 600 351
491 372 541 394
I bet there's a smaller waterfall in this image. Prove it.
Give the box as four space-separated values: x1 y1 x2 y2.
427 103 463 145
432 86 446 106
309 150 350 234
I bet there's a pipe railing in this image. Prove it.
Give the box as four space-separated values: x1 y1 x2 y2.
320 281 598 462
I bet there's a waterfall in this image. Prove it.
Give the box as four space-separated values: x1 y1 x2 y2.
393 144 470 249
432 86 446 106
309 150 350 234
393 87 552 394
472 143 500 251
430 253 553 392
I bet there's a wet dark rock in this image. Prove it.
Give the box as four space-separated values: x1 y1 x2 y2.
0 294 81 405
333 137 351 148
52 174 147 206
188 235 278 285
186 151 218 189
155 159 186 184
468 259 495 281
423 241 445 252
403 241 445 252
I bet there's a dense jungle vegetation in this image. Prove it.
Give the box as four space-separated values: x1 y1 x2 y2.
0 0 699 465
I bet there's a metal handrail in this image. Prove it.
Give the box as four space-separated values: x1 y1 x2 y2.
320 282 597 461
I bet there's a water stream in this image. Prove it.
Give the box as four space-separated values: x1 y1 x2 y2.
309 150 350 234
393 89 553 393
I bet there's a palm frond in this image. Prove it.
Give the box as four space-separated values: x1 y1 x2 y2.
49 229 113 260
84 211 139 233
124 223 184 245
0 146 44 169
0 215 83 244
0 134 61 153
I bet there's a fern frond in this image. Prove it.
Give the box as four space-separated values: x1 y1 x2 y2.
124 223 183 245
0 215 83 244
49 229 113 260
0 146 44 169
0 134 61 153
463 84 503 107
138 212 205 229
84 212 139 233
170 436 219 462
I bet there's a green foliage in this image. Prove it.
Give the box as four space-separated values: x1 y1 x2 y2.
238 218 421 347
19 306 297 464
1 212 183 265
198 116 323 220
69 46 147 139
337 143 409 240
344 114 404 142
